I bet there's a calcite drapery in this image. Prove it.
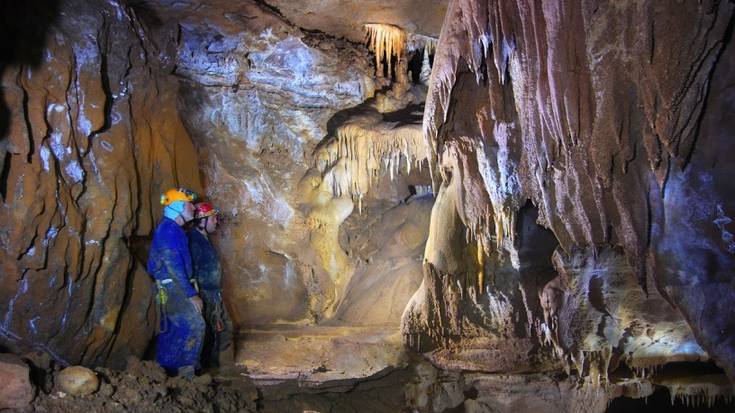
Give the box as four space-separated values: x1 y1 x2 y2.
406 0 735 382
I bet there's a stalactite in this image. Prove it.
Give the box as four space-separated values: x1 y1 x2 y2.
476 238 484 292
364 23 406 79
407 33 437 54
420 47 432 85
659 373 733 408
317 115 426 203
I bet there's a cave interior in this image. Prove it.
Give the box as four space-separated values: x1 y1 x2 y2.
0 0 734 412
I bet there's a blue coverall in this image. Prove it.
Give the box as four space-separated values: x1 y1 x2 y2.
147 217 205 375
188 229 234 368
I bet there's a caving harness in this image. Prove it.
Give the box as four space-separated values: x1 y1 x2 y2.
155 279 173 333
155 278 200 334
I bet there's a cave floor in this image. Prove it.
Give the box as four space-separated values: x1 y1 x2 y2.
236 325 407 384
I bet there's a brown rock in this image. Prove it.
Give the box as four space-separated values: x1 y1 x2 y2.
0 354 34 410
0 0 202 367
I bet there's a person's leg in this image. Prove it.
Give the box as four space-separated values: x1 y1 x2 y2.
200 292 219 369
156 295 192 375
179 298 206 374
156 290 205 376
217 306 235 366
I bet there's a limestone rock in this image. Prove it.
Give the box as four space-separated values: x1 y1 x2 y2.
0 0 202 367
57 366 100 396
262 0 447 43
0 354 34 410
405 0 735 382
160 0 407 326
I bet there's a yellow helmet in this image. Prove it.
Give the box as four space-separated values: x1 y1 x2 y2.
160 188 198 206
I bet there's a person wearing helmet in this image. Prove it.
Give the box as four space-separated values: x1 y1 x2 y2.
188 201 234 369
147 187 205 378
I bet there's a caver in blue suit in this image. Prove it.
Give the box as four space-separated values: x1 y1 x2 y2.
188 229 234 368
147 216 204 376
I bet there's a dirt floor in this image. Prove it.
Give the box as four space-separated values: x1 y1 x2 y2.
18 352 418 413
28 358 258 413
15 348 735 412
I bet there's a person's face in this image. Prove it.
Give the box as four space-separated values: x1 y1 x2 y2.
181 201 195 222
205 214 218 233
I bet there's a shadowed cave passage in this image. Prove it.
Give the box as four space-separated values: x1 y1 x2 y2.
0 0 734 412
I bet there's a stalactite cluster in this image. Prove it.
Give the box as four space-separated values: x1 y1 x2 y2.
364 23 407 79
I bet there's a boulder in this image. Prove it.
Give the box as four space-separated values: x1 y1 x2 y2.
0 353 34 410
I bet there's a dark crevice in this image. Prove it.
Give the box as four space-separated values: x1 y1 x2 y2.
0 0 61 147
91 28 114 137
407 49 424 84
682 9 734 171
0 151 11 201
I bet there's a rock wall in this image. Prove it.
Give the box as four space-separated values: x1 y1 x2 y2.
167 0 433 327
167 0 371 326
405 0 735 382
0 0 202 367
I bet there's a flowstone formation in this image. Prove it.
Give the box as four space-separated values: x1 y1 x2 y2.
0 0 201 367
402 0 735 408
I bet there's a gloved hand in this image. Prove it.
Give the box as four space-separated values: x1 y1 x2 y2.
189 295 204 314
216 319 224 332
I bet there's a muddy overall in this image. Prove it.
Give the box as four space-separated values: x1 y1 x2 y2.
148 217 205 376
189 229 234 368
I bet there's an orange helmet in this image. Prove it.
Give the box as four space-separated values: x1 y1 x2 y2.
194 201 220 219
160 188 198 206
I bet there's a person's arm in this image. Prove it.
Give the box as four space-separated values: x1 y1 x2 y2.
180 235 203 313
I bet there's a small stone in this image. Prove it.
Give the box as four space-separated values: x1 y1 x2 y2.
192 373 212 386
56 366 100 396
99 381 115 397
0 354 35 410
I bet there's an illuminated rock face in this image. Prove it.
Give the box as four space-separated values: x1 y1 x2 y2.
168 0 432 327
260 0 447 44
0 0 202 367
405 0 735 382
172 3 376 325
0 0 433 369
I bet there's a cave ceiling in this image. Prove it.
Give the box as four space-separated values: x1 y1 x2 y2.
144 0 447 41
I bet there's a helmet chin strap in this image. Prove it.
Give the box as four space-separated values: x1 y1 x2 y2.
198 216 214 234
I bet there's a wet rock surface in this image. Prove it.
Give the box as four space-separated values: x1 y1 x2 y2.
2 0 734 411
0 0 202 367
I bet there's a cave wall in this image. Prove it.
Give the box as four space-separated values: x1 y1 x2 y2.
0 0 202 367
165 0 432 327
405 0 735 381
0 0 436 369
